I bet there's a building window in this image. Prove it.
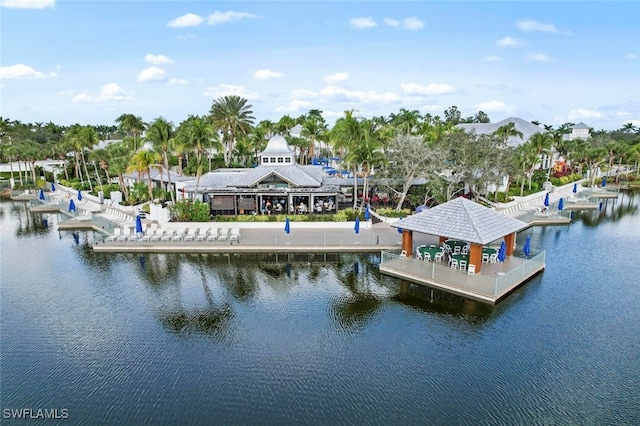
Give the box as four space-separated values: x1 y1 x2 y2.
270 157 276 163
261 156 267 164
277 157 284 163
285 157 291 163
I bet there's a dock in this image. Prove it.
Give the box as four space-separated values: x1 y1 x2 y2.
379 248 546 304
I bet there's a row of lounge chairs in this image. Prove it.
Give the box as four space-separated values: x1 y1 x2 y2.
105 225 241 244
96 208 134 227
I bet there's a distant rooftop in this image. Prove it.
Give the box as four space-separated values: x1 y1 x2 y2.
456 117 546 147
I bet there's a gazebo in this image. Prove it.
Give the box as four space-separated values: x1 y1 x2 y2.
390 197 528 272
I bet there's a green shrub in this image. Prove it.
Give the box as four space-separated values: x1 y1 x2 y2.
170 200 210 222
376 207 410 218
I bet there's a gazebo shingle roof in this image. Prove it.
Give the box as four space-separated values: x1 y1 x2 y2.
391 197 527 245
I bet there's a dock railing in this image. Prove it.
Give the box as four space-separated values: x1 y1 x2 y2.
381 248 546 297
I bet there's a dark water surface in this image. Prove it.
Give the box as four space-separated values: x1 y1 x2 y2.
1 194 639 425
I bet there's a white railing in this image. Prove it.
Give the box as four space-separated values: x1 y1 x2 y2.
380 248 546 297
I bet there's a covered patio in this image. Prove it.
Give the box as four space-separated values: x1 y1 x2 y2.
380 197 546 303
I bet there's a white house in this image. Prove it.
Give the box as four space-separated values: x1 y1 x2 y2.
563 122 591 141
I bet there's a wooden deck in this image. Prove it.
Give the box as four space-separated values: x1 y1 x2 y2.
379 249 545 304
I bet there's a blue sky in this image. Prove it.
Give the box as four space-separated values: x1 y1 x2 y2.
1 0 639 130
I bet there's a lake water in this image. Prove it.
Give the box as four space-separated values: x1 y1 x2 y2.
1 194 639 424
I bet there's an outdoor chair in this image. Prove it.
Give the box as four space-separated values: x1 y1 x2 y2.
434 252 443 262
116 228 130 242
161 230 175 242
450 259 459 270
207 228 220 242
184 228 199 241
482 253 490 263
196 228 210 242
459 260 467 271
454 246 461 255
399 250 407 260
218 228 230 241
229 228 241 243
489 253 498 263
423 253 431 262
461 246 469 255
416 249 423 260
467 264 476 276
171 229 185 242
150 229 164 242
105 228 121 242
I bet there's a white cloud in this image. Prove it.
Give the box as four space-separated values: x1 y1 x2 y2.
484 55 501 62
400 82 454 95
167 13 204 28
0 63 46 79
72 83 132 103
0 0 54 9
203 84 258 100
253 69 283 80
384 18 400 27
403 17 424 30
290 89 318 99
320 85 400 104
474 100 508 112
626 53 638 59
616 111 632 117
497 36 526 47
207 11 260 25
421 104 445 112
145 54 173 65
350 17 377 29
568 109 604 120
526 53 553 62
137 66 167 82
167 78 188 86
516 19 571 35
274 100 312 113
324 72 349 84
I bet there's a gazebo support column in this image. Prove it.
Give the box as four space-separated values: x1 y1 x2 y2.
469 243 483 273
505 232 516 256
402 230 413 255
439 236 447 244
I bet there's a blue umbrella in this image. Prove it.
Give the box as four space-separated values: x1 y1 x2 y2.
558 198 564 211
544 193 550 207
572 183 578 193
364 204 370 221
39 189 45 200
498 240 506 263
77 190 83 201
284 217 290 234
397 217 403 234
135 215 143 234
354 216 360 234
68 199 76 212
51 182 56 192
523 235 531 257
602 177 607 187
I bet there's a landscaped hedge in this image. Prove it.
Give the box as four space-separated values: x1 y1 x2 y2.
549 173 583 187
375 207 411 218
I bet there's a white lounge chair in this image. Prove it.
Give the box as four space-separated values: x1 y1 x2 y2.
184 228 199 241
217 228 230 241
161 230 175 241
117 228 130 242
172 229 185 242
229 228 241 242
196 228 210 242
105 227 121 242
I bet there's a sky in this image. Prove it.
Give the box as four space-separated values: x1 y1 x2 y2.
1 0 639 130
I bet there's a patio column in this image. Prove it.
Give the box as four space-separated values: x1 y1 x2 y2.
469 243 483 273
505 232 515 256
439 236 447 244
402 230 413 255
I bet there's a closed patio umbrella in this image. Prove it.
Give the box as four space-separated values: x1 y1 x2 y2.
135 215 143 235
77 190 83 201
544 193 550 207
558 198 564 211
51 182 56 192
602 177 607 187
68 199 76 212
497 240 506 275
573 183 578 193
39 189 45 201
523 235 531 258
364 204 370 221
284 217 290 234
354 216 360 234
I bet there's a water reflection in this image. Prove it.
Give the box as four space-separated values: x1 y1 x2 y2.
573 192 638 227
9 202 50 237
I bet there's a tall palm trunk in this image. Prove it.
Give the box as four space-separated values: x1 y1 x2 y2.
81 150 92 190
17 160 23 185
163 150 175 203
92 162 103 187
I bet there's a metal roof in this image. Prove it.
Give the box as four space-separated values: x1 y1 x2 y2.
456 117 546 147
390 197 527 245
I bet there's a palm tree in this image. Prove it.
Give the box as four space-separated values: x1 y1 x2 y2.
209 95 255 166
146 116 176 202
389 108 421 136
115 114 146 151
300 112 327 164
107 141 132 200
128 150 161 201
493 121 523 146
529 132 554 178
177 115 221 192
